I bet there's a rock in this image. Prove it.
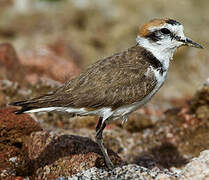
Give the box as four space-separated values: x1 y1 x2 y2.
180 150 209 180
148 81 209 162
64 164 179 180
135 143 188 170
0 42 81 85
0 107 42 137
190 79 209 120
0 107 42 179
19 46 81 84
26 131 122 179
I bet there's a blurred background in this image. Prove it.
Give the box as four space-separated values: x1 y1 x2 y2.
0 0 208 104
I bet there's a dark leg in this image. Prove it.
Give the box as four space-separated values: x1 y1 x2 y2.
95 118 114 169
96 117 103 132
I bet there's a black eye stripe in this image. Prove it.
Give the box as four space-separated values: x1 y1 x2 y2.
146 32 161 42
160 28 171 34
145 28 172 42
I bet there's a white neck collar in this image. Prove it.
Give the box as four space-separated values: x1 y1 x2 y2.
136 36 177 70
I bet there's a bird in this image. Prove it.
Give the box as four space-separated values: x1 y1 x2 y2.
10 18 203 169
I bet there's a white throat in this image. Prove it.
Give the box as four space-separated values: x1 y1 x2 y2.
136 36 177 70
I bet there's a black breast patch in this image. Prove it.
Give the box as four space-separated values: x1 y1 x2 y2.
141 47 166 75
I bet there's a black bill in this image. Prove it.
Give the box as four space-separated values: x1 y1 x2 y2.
185 38 203 49
176 36 203 49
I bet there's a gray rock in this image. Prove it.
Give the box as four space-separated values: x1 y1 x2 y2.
180 150 209 180
58 164 179 180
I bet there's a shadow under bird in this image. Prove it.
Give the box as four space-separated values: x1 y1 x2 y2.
10 18 203 169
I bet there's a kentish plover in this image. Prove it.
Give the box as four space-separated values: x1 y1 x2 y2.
10 18 203 169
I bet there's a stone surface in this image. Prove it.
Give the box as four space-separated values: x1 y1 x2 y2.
27 131 122 179
61 164 179 180
0 107 42 179
180 150 209 180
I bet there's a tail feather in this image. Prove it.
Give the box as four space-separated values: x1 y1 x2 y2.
9 100 29 107
9 94 60 114
9 100 38 114
10 92 67 114
14 106 35 114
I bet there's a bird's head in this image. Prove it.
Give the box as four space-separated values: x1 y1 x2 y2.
136 18 203 63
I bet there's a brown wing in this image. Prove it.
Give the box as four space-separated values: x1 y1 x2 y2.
11 45 157 112
47 45 157 109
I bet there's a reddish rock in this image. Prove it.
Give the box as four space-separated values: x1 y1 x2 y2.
0 107 42 179
0 43 25 83
4 176 25 180
0 42 81 85
0 107 42 134
19 46 81 84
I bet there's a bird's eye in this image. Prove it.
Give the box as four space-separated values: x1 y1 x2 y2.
160 28 171 34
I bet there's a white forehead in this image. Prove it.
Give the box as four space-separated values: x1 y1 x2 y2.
149 23 185 37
